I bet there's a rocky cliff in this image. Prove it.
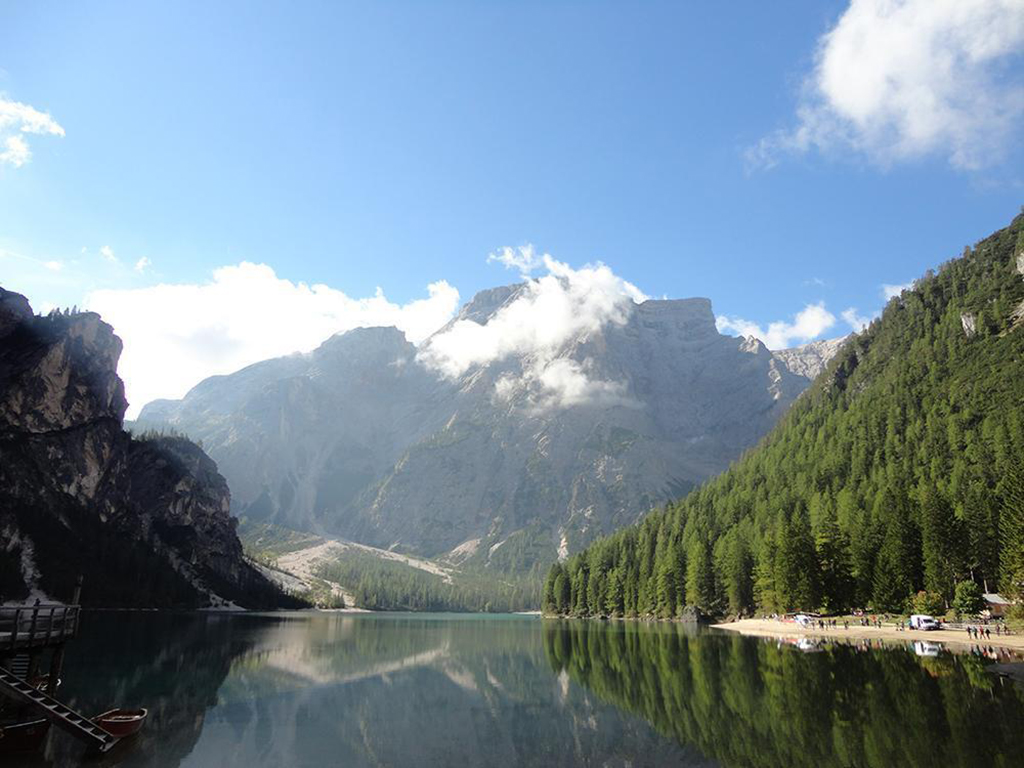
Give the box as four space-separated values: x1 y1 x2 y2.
0 286 296 608
770 336 852 379
138 284 847 571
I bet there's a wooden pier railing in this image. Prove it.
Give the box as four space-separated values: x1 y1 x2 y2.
0 605 81 654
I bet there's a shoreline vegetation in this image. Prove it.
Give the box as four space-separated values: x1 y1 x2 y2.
714 616 1024 652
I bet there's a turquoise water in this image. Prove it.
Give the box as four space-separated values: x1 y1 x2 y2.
11 612 1024 767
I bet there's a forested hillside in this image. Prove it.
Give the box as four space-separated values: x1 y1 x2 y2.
546 212 1024 618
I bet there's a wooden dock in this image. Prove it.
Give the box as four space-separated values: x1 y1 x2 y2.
0 605 81 653
0 669 119 752
0 598 119 753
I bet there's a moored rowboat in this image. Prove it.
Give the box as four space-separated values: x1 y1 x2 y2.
92 708 148 738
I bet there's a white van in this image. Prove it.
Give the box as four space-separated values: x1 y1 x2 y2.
909 614 940 631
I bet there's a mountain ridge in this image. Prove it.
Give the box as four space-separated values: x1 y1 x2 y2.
137 287 847 571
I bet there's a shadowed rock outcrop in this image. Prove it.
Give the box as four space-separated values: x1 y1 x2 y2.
0 287 297 608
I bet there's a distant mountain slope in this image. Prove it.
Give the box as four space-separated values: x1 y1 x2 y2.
138 285 845 571
771 336 851 379
548 211 1024 618
0 287 298 608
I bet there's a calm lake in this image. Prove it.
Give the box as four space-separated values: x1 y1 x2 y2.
15 612 1024 767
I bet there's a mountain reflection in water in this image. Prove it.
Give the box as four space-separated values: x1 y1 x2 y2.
12 613 1024 768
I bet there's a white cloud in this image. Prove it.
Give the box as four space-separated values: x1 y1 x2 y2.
99 246 117 263
716 302 837 349
881 281 914 300
749 0 1024 170
420 253 647 411
487 245 545 277
0 96 65 167
841 307 875 331
84 262 460 417
134 257 151 273
0 135 30 167
534 358 635 411
842 279 917 333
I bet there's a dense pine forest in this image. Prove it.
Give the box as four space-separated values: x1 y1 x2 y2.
317 549 542 613
546 212 1024 619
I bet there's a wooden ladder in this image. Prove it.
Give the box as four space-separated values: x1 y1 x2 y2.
0 669 119 753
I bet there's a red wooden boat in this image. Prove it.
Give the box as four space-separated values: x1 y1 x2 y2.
92 708 148 738
0 718 50 753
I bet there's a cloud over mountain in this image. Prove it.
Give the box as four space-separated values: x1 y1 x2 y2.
419 254 647 410
85 262 459 416
716 302 837 349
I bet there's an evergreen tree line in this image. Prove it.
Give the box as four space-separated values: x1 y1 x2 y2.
545 213 1024 619
317 549 541 612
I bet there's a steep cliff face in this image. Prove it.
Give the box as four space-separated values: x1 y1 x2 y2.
0 287 294 608
139 285 845 570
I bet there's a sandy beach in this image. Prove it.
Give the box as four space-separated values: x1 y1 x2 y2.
714 618 1024 652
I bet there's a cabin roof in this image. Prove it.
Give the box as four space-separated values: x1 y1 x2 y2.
982 593 1010 605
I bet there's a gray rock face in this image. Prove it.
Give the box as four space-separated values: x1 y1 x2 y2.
138 287 844 568
0 288 290 607
771 336 851 380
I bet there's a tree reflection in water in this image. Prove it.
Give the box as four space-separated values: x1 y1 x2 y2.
544 621 1024 768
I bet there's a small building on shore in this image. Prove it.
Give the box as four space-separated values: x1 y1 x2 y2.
982 593 1011 618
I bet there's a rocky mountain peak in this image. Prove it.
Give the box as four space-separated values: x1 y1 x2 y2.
634 297 718 339
0 287 33 338
316 325 413 358
771 335 852 380
455 284 526 325
0 284 291 608
0 303 127 433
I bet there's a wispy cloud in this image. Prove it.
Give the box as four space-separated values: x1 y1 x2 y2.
748 0 1024 171
486 245 545 277
85 263 460 417
716 302 837 349
843 278 918 332
99 245 117 263
134 257 151 273
881 281 914 300
0 95 65 167
841 307 874 331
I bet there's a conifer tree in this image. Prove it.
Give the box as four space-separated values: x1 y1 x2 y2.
872 512 915 611
816 507 854 612
1000 457 1024 601
920 485 963 602
685 539 715 611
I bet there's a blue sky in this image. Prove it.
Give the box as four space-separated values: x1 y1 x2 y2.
1 1 1022 412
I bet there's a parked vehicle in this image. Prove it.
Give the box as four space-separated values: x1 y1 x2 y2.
909 614 941 631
